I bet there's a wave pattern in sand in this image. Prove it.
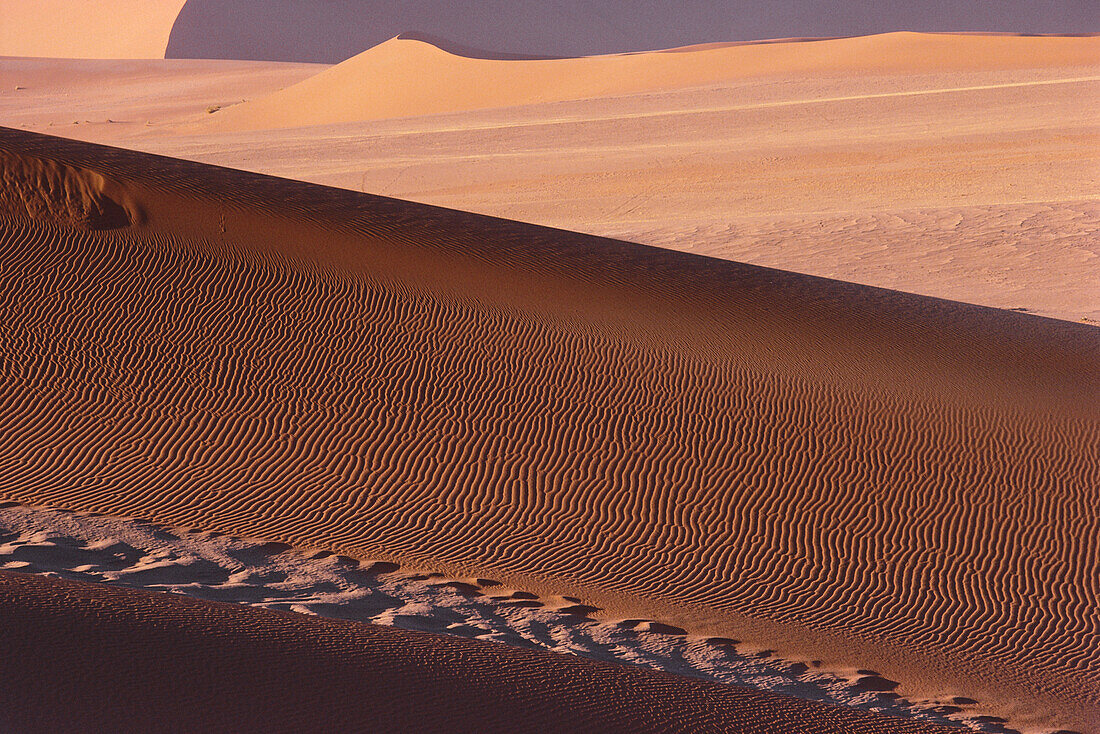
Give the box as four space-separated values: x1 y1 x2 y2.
0 129 1097 728
0 503 1004 729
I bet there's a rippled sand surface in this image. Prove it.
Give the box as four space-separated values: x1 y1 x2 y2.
0 127 1096 731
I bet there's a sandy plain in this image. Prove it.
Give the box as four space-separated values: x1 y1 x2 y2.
0 20 1097 734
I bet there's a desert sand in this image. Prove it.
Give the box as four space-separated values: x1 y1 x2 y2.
0 0 188 59
2 33 1096 322
1 7 1098 731
1 570 965 733
0 503 982 725
3 0 1096 61
205 33 1100 128
0 127 1097 732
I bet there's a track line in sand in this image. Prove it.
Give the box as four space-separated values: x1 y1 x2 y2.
296 75 1100 139
0 503 1011 732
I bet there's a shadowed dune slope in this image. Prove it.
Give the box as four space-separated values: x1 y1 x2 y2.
208 32 1100 128
164 0 1100 62
0 128 1098 720
0 571 957 734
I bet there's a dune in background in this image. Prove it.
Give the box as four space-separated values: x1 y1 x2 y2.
0 128 1097 731
207 33 1100 128
164 0 1100 62
0 0 187 59
4 0 1096 62
4 33 1094 323
0 571 964 734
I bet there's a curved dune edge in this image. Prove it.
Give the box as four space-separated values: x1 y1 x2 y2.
205 33 1100 129
0 128 1097 730
0 571 962 734
0 502 1003 728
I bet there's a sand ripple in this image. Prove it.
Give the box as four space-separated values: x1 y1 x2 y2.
0 128 1096 731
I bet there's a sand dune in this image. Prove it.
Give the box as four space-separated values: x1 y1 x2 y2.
5 1 1096 63
151 0 1100 63
0 0 187 59
3 35 1095 322
1 571 965 733
1 127 1097 731
0 503 998 727
208 32 1100 129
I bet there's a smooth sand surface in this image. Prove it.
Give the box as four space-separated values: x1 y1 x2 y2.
0 128 1097 731
2 33 1095 322
206 33 1100 128
4 0 1096 62
0 570 963 734
0 0 188 59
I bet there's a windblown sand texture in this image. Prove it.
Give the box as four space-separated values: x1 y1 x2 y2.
0 571 965 733
0 128 1097 730
0 503 1012 726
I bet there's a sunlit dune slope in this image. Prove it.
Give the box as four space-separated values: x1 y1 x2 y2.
0 0 187 59
208 32 1100 129
0 571 960 733
0 128 1097 727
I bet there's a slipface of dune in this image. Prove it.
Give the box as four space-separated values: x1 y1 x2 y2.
207 32 1100 129
0 128 1097 730
0 571 962 734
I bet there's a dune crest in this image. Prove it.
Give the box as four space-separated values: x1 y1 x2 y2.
207 32 1100 129
0 128 1097 730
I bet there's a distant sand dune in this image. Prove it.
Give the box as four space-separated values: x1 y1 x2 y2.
0 128 1097 730
0 0 187 59
160 0 1100 63
207 33 1100 128
3 1 1097 62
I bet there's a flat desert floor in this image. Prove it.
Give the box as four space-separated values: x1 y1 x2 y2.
0 23 1097 734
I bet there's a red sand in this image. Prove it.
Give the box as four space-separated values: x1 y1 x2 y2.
0 128 1097 730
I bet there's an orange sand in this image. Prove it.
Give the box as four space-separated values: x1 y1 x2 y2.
208 33 1100 128
0 128 1096 731
3 34 1095 323
0 0 187 59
